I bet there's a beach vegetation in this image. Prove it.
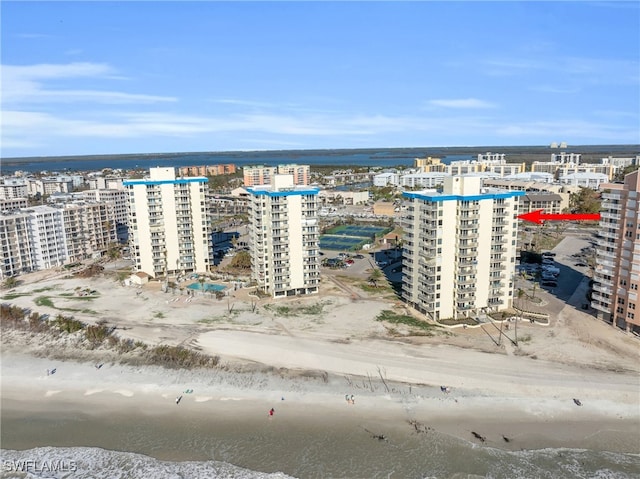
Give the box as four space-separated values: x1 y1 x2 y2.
1 292 31 300
437 317 478 326
53 315 84 334
116 271 130 282
229 251 251 269
0 304 28 327
2 277 19 289
263 301 329 317
375 310 440 333
145 345 220 369
34 296 54 308
85 321 117 346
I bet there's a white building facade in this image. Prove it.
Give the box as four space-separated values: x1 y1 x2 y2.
124 167 210 278
248 175 320 298
402 176 523 321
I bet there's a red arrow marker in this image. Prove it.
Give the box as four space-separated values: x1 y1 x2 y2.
518 209 601 225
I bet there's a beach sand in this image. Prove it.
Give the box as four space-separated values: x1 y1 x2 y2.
1 262 640 477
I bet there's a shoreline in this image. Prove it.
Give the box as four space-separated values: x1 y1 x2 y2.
2 353 639 458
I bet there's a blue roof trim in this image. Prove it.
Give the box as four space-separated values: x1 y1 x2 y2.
247 188 319 197
402 190 525 202
123 178 208 186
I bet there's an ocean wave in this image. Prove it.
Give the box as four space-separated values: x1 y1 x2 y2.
0 447 297 479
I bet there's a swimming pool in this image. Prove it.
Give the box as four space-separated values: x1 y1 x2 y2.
187 282 227 292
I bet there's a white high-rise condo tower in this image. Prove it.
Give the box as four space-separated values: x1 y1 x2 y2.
247 174 320 298
124 167 210 278
402 176 524 321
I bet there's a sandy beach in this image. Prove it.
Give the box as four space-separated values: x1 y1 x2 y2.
1 256 640 477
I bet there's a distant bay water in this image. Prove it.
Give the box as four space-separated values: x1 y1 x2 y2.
2 150 441 174
3 145 638 175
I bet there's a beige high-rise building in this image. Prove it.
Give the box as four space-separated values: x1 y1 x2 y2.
247 174 320 298
591 170 640 333
243 164 310 186
124 167 210 278
402 176 523 321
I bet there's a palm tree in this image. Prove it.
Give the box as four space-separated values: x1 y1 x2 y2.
368 269 383 288
2 277 18 289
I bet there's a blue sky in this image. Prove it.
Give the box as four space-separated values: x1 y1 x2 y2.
2 1 639 158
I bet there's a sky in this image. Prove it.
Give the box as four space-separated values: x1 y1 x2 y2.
2 1 639 158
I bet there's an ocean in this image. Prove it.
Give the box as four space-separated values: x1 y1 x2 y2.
2 405 639 478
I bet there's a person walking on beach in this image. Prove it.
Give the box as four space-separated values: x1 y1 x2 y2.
269 408 275 417
350 395 355 405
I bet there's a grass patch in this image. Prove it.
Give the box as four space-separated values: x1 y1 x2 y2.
263 301 329 317
375 310 440 333
65 296 98 301
34 296 55 308
437 317 478 326
1 293 31 300
33 286 58 293
153 311 166 319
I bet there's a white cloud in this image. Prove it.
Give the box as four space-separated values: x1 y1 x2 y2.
481 56 639 84
428 98 497 109
1 62 176 105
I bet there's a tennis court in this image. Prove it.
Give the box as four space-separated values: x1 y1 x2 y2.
320 224 392 251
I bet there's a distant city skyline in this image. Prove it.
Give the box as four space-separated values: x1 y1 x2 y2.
2 1 639 158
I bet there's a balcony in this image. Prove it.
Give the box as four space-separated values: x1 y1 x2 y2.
592 283 613 295
590 301 610 313
601 192 622 201
599 230 620 240
591 292 611 305
600 211 621 221
598 249 617 259
596 258 616 269
458 259 477 267
594 275 614 287
458 231 479 241
603 202 622 211
418 277 438 287
457 304 475 311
